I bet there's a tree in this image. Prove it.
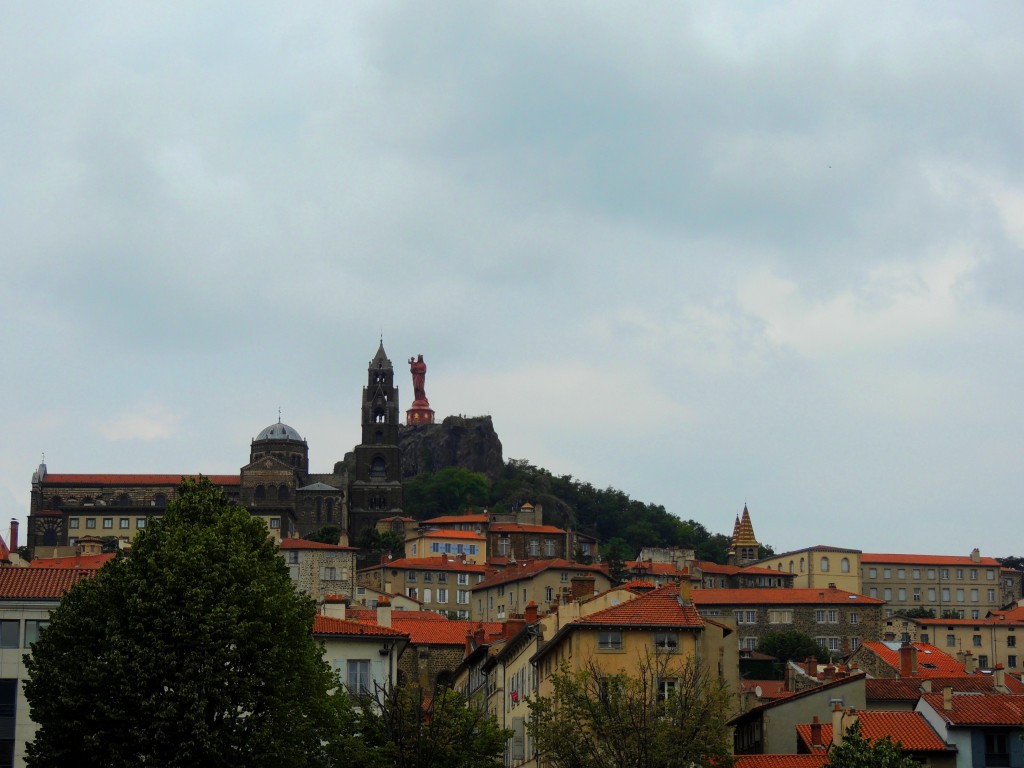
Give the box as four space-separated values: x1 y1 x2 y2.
758 630 833 664
305 524 342 544
404 467 490 519
528 653 736 768
340 684 510 768
24 477 342 768
827 720 918 768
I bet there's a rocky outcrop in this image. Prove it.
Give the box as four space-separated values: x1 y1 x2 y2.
399 415 504 481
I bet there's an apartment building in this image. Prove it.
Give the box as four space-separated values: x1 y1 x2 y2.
356 554 487 619
753 546 862 592
471 559 611 622
890 604 1024 672
861 549 1002 619
691 586 883 657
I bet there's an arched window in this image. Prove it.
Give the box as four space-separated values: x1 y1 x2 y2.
374 430 383 444
42 528 57 547
325 499 334 522
370 457 386 479
82 497 94 506
841 557 850 573
789 560 794 573
154 493 168 508
820 557 830 572
316 508 322 524
374 410 385 424
278 485 289 501
254 485 266 501
116 493 132 507
800 558 805 573
777 563 782 571
316 498 323 514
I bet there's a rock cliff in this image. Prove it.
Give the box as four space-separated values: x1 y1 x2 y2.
399 415 504 481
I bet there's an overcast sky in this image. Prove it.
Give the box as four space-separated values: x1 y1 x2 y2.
2 2 1022 558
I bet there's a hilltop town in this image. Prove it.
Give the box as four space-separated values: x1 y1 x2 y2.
4 342 1023 768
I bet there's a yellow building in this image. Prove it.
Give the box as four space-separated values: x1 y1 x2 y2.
404 529 486 564
754 545 862 593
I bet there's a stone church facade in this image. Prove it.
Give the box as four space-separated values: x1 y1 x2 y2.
26 342 408 556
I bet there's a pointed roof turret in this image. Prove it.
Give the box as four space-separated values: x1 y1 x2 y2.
371 340 392 369
733 504 758 549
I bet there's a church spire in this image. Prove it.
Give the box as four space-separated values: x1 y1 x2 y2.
729 504 760 566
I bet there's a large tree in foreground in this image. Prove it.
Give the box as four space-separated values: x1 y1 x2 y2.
24 477 341 768
528 653 736 768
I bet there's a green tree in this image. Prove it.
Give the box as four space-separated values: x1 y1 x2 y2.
305 524 342 544
404 467 490 519
24 477 342 768
827 720 918 768
345 684 510 768
758 630 833 664
528 653 735 768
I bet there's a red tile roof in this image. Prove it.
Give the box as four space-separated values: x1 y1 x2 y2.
861 553 1001 567
416 530 485 541
488 523 566 535
796 711 948 752
735 755 829 768
41 473 240 486
866 678 922 702
347 608 447 622
926 676 1024 694
31 553 116 569
279 538 356 551
474 559 607 590
920 692 1024 725
691 587 882 606
0 568 97 599
578 583 704 628
627 561 687 576
313 614 408 638
361 556 488 573
859 642 967 677
422 514 489 525
388 616 503 646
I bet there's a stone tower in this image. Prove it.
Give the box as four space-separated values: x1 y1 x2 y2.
728 504 759 566
347 341 404 538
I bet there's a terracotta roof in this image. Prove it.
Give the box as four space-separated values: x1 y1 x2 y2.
926 675 1024 695
387 617 504 646
279 538 357 551
579 583 703 628
735 755 829 768
859 642 967 677
361 556 488 573
422 514 489 525
866 678 921 702
41 473 240 486
31 553 116 569
861 553 1001 567
347 608 447 622
474 559 607 590
739 680 789 699
0 568 96 599
627 561 688 576
729 675 866 722
618 580 658 591
313 614 408 638
691 587 882 606
920 692 1024 725
488 523 566 535
415 530 486 541
796 711 948 752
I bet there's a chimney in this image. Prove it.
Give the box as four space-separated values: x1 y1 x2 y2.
465 629 474 655
970 548 981 563
9 519 18 552
678 568 691 601
570 574 597 601
994 663 1007 692
323 594 347 620
504 614 526 640
524 601 538 623
441 553 448 564
339 530 350 547
824 664 835 681
831 705 845 747
899 643 918 677
829 582 837 590
377 595 392 628
474 624 486 647
805 657 817 677
810 716 822 748
943 686 953 711
964 650 978 674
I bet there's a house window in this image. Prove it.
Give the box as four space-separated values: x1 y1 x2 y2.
987 570 996 580
69 518 79 529
137 518 146 529
913 588 921 601
768 610 793 624
1009 636 1017 648
942 588 951 602
970 569 978 580
561 572 569 582
928 588 937 601
423 588 431 603
657 678 678 701
912 569 921 579
988 589 996 602
956 569 965 580
423 572 433 583
973 635 982 647
457 590 469 604
270 518 281 529
497 605 506 619
437 589 448 603
816 637 840 652
897 569 906 579
86 518 97 529
457 573 469 585
0 622 18 649
815 610 827 623
654 633 679 651
544 539 556 557
102 518 113 529
921 633 930 643
287 552 299 564
970 589 979 602
820 557 830 572
119 518 129 529
598 631 622 650
407 571 417 582
883 568 892 579
957 589 965 602
971 610 980 620
940 569 949 579
869 588 878 598
897 589 906 601
841 558 850 573
1009 655 1018 668
883 589 892 601
985 732 1010 766
850 637 860 651
23 620 48 647
946 634 956 647
545 587 553 602
849 613 859 625
528 540 539 556
347 660 371 693
979 654 989 669
323 567 337 580
927 569 936 579
437 573 447 584
498 538 510 556
868 568 877 578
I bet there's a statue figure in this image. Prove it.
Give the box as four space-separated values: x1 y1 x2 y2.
409 354 428 404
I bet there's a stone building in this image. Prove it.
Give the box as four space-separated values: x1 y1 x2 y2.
279 537 357 603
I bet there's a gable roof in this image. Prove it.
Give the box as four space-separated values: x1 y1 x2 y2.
691 587 882 606
313 614 408 638
422 514 489 525
31 553 116 569
729 674 866 723
861 553 1000 567
859 642 967 677
279 538 356 551
0 567 97 599
920 692 1024 726
578 583 704 628
796 711 949 752
488 523 566 535
735 756 829 768
866 678 922 703
473 559 607 590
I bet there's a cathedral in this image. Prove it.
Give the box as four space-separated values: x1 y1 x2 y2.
27 342 417 556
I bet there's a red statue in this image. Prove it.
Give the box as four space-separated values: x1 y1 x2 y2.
409 354 428 404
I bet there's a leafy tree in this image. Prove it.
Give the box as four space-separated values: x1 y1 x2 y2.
404 467 491 519
342 684 509 768
600 537 633 584
24 477 342 768
98 535 121 554
356 527 404 558
827 720 918 768
528 653 735 768
305 524 342 544
758 630 834 664
892 607 935 619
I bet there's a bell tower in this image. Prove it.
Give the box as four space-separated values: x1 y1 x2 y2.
348 341 404 538
728 504 760 566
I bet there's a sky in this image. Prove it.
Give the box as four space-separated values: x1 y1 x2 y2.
2 2 1023 557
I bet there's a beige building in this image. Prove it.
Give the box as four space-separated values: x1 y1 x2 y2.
890 604 1024 673
357 554 487 619
315 597 408 696
754 546 862 592
404 529 486 564
471 559 611 622
860 550 1003 619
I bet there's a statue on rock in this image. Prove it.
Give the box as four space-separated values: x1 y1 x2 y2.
406 354 435 425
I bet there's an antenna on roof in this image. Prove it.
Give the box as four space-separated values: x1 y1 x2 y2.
278 407 282 423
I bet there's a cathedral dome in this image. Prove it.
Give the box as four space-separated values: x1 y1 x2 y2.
255 422 303 442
